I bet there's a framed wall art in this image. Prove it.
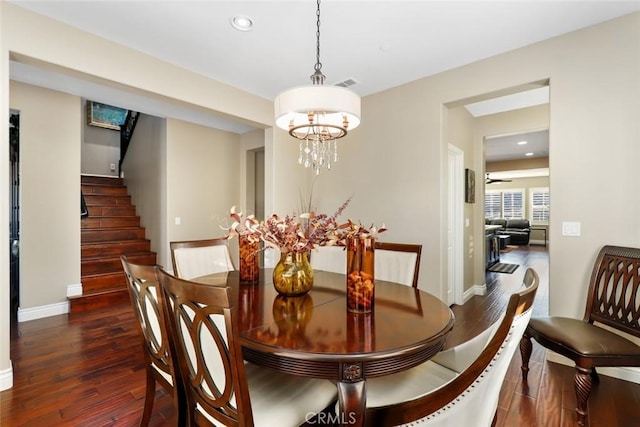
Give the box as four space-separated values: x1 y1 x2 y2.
465 168 475 203
86 100 127 130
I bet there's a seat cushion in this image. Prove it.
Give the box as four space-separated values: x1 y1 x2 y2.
197 362 337 427
528 317 640 357
365 360 458 408
245 363 337 427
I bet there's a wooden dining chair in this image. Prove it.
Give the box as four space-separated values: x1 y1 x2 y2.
374 242 422 288
157 269 338 427
170 237 235 280
120 256 185 426
520 245 640 426
362 268 539 427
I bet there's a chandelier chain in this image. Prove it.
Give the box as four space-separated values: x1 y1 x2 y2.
315 0 322 72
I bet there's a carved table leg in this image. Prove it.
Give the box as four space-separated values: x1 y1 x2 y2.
519 334 532 382
574 366 593 426
338 362 366 426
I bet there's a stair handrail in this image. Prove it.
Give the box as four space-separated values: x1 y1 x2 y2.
119 110 140 176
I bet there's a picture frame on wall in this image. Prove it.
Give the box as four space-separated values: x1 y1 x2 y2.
86 100 127 130
465 168 475 203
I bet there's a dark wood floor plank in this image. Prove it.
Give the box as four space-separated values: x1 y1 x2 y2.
2 245 639 426
536 362 565 427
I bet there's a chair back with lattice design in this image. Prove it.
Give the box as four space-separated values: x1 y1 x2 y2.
585 245 640 338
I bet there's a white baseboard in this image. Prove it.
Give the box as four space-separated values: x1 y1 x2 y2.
0 361 13 391
546 352 640 384
18 301 69 322
82 173 119 178
461 283 487 304
67 283 83 297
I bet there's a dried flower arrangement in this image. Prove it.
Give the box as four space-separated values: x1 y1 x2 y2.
227 197 386 254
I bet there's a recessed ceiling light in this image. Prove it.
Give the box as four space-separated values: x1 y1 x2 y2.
231 15 253 31
517 141 528 145
525 152 534 156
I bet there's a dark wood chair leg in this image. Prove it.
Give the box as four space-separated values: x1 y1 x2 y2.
519 334 533 382
574 366 593 427
140 369 155 426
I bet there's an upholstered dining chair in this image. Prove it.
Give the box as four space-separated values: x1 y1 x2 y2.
170 237 235 280
158 269 338 427
520 245 640 426
120 256 185 426
310 245 347 274
374 242 422 288
362 268 539 427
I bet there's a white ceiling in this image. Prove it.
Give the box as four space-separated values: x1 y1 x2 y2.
486 129 549 163
8 1 639 150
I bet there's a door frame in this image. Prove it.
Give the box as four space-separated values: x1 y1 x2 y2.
447 144 464 306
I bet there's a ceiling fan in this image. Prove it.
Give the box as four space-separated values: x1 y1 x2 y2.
485 173 512 184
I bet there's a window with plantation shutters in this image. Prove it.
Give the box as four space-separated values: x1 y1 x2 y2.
530 187 550 224
485 191 502 219
502 191 524 219
485 189 524 219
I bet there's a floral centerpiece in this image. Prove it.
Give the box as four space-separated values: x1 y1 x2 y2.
228 198 351 252
227 199 386 298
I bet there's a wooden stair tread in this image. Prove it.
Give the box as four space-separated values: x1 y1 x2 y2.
75 175 156 314
68 289 130 313
81 251 156 262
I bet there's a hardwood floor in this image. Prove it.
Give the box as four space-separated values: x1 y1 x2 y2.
2 245 639 426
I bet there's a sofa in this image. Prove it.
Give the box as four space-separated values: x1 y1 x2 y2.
486 218 531 245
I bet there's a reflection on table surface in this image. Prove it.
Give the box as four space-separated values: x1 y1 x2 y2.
194 269 453 359
194 268 454 427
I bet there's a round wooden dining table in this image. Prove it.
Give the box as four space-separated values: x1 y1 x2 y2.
194 268 455 427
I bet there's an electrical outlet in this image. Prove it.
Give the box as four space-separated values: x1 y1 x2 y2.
110 163 116 171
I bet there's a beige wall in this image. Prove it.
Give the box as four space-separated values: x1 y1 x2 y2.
165 118 241 266
81 99 120 176
446 106 477 293
121 114 166 266
1 3 639 388
487 157 549 172
9 81 81 310
295 13 640 307
124 116 243 270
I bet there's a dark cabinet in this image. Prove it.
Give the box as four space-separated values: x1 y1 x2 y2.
485 232 500 269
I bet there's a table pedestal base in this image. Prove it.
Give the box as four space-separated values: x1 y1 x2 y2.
338 379 365 426
338 362 366 425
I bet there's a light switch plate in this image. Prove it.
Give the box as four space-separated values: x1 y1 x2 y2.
175 217 181 225
562 221 581 236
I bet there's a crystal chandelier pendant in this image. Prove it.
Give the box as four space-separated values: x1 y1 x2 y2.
273 0 360 175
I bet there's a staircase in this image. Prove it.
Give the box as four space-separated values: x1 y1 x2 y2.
71 175 156 313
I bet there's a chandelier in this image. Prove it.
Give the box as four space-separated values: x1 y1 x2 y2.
274 0 361 175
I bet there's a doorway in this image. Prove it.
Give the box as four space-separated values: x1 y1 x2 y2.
9 112 20 324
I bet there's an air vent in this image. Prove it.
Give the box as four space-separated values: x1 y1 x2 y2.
334 78 359 88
